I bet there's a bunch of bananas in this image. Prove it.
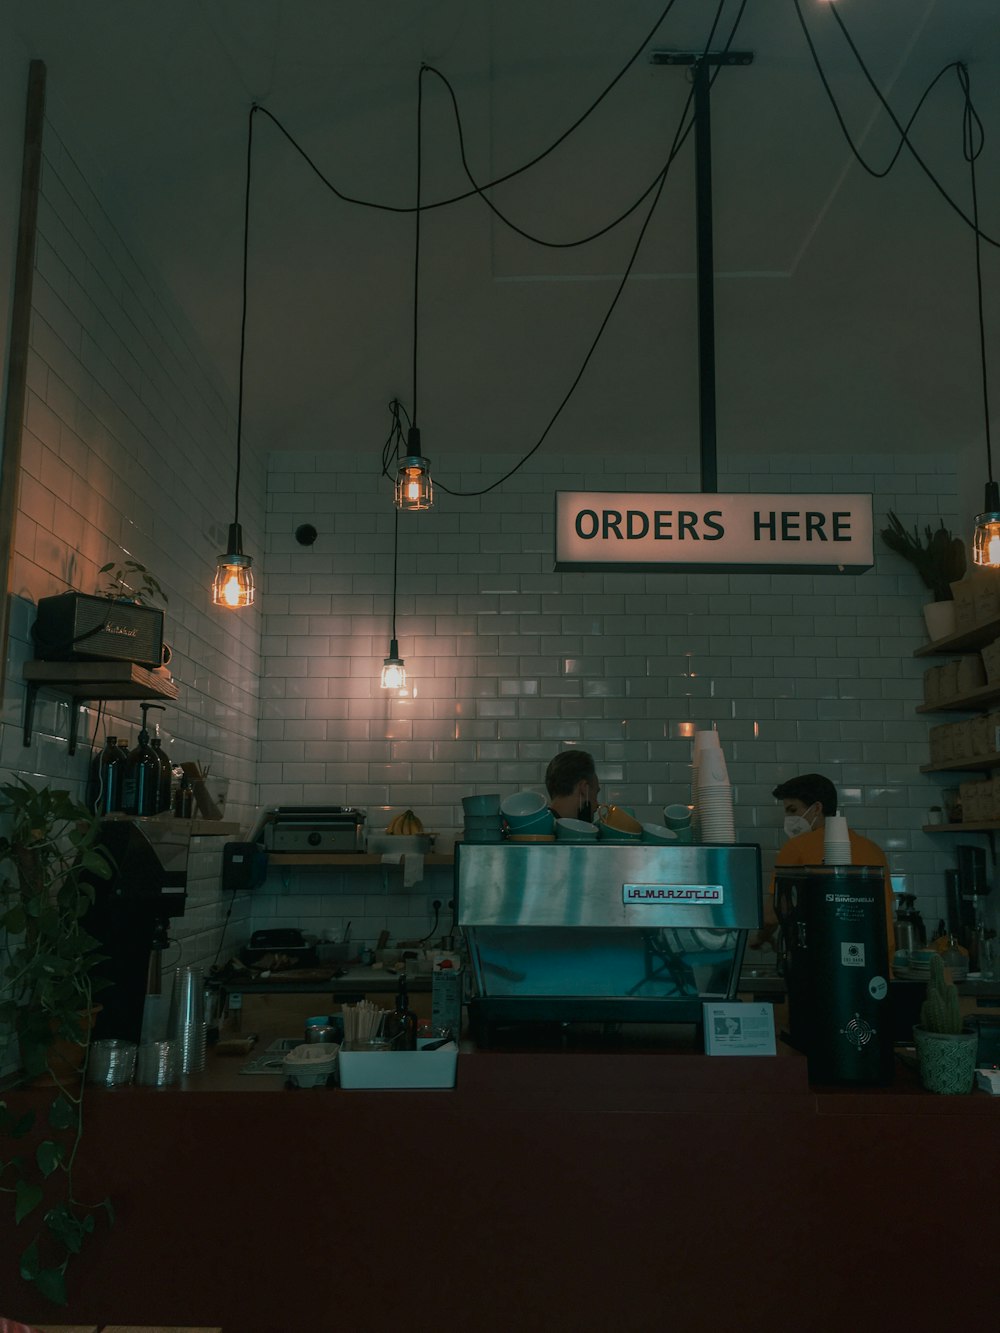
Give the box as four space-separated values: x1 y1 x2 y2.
385 809 424 835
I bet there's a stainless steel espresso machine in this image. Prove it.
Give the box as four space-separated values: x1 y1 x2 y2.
456 842 762 1041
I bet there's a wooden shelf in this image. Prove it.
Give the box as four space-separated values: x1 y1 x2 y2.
267 852 454 867
23 660 179 754
916 682 1000 713
920 753 1000 774
914 617 1000 657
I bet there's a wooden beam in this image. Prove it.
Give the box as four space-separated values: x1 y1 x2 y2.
0 59 46 702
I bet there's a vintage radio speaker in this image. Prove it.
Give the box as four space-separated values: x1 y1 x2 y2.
32 591 164 669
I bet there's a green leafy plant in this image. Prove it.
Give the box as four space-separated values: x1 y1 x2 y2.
919 953 964 1034
880 512 967 602
0 777 115 1305
97 559 168 606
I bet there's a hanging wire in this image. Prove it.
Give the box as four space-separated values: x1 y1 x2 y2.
413 69 424 425
235 104 255 525
251 0 682 220
959 63 992 481
791 0 998 247
391 502 400 640
436 0 746 498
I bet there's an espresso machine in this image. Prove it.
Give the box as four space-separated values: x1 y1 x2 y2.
80 817 189 1043
947 845 990 968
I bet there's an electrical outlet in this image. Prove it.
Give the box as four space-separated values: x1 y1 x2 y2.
432 899 442 911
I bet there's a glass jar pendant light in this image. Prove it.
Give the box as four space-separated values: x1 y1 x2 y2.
380 638 406 689
212 522 255 608
394 427 433 511
973 482 1000 568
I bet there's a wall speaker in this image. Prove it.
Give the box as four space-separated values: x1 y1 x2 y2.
32 591 164 669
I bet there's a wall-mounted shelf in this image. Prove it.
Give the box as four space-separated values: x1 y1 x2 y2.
920 753 1000 775
916 683 1000 713
23 660 179 754
914 617 1000 658
922 822 1000 834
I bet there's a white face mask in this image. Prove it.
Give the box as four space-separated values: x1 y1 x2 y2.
783 815 813 839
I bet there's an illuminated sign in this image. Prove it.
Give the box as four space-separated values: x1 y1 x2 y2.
554 492 873 573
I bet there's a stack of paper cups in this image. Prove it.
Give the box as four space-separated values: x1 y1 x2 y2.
823 815 852 866
692 729 736 844
170 965 206 1074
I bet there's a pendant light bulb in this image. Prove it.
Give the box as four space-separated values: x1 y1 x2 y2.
380 638 406 690
973 481 1000 568
212 522 255 609
394 427 433 511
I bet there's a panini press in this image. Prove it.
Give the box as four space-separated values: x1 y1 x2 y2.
263 806 366 853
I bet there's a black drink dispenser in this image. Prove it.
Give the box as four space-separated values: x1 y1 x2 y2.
774 864 892 1085
80 818 188 1043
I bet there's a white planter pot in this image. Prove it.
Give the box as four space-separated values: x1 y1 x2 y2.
922 601 956 642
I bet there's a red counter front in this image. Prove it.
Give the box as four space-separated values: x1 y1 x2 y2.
2 1043 998 1333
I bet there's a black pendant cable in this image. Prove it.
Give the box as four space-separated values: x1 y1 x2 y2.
393 67 433 513
963 66 998 566
212 104 257 609
380 502 406 689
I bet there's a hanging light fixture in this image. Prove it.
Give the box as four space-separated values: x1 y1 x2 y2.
380 509 406 689
212 105 257 609
960 69 998 568
394 68 433 512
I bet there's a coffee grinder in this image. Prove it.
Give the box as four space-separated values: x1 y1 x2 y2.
947 845 991 969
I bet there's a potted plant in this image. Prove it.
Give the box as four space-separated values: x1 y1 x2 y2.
0 777 115 1305
913 953 978 1094
880 512 966 641
97 558 168 608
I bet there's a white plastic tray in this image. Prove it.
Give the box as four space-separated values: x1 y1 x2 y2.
338 1044 457 1089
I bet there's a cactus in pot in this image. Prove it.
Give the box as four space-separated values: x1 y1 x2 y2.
919 954 963 1034
914 954 977 1094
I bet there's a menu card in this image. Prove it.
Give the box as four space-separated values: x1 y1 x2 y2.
703 1002 777 1056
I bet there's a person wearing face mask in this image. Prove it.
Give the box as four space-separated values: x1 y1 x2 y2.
544 749 601 823
759 772 894 959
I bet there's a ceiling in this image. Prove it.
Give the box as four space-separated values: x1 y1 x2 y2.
5 0 1000 473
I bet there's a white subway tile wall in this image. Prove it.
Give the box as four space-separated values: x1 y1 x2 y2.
252 448 979 945
0 119 260 1029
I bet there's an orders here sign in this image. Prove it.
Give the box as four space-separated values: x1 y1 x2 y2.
554 492 874 574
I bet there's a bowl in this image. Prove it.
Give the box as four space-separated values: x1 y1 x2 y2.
505 808 555 835
556 817 599 840
462 829 505 843
463 813 504 829
641 823 679 844
500 790 549 820
601 804 643 834
598 825 642 842
462 793 501 816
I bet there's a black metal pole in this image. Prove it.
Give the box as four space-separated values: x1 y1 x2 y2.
692 59 717 494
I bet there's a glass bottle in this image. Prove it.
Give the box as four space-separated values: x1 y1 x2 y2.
151 730 173 813
383 973 418 1050
123 720 161 816
88 734 125 815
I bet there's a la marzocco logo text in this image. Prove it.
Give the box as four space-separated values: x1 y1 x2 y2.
623 885 724 904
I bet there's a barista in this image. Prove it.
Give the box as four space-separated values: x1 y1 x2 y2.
760 772 894 958
545 750 601 822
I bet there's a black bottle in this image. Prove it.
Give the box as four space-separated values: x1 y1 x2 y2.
383 973 418 1050
123 716 161 816
151 731 172 813
88 734 125 815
